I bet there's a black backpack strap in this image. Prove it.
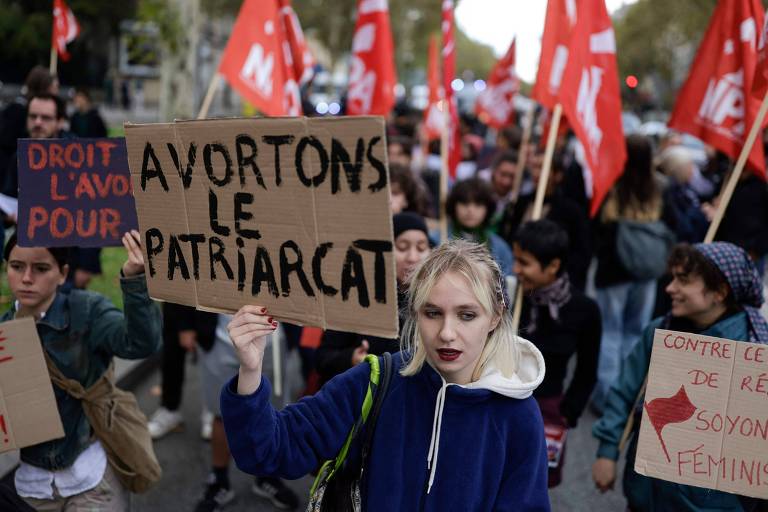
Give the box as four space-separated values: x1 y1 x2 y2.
359 352 392 465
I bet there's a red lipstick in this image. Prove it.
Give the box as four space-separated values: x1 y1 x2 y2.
437 348 461 361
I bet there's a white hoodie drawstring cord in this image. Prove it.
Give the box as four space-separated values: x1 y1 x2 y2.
426 377 449 494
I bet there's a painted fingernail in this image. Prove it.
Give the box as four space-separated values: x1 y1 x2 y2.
271 323 277 329
267 317 273 323
261 307 267 313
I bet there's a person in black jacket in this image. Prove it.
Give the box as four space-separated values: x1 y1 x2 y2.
513 219 602 487
315 212 431 384
70 88 108 138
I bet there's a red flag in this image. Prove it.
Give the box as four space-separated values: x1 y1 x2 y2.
668 0 766 177
475 39 520 129
347 0 397 116
52 0 80 62
532 0 577 109
557 0 626 217
278 0 315 85
644 385 697 463
423 36 444 141
442 0 461 178
753 8 768 97
218 0 300 116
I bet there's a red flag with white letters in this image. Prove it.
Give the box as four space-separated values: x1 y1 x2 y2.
278 0 315 85
218 0 300 116
668 0 766 177
52 0 80 62
557 0 626 217
532 0 577 109
476 39 519 129
442 0 461 178
347 0 397 116
423 36 444 141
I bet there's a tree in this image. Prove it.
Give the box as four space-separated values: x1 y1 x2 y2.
0 0 137 85
613 0 719 109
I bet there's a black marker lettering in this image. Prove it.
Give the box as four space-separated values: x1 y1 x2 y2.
145 228 164 277
140 142 169 192
341 246 369 307
330 137 364 193
295 136 329 187
209 236 234 280
312 242 338 296
279 240 314 297
204 142 233 187
353 239 391 304
252 245 279 297
262 135 295 187
235 134 265 189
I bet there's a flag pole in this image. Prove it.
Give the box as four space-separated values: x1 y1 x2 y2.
50 46 58 76
439 100 449 243
197 73 221 120
704 91 768 243
511 102 562 334
511 101 535 203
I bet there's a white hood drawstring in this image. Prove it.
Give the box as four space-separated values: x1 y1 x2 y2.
426 376 451 494
424 337 545 495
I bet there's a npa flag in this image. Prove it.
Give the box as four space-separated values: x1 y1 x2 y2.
52 0 80 62
668 0 766 177
532 0 577 108
475 38 520 128
279 0 315 85
558 0 626 217
423 36 444 141
218 0 300 116
442 0 461 178
347 0 397 116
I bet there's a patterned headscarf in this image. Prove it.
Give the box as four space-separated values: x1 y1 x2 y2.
694 242 768 343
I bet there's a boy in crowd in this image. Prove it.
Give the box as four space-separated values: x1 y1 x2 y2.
592 242 768 511
513 220 602 487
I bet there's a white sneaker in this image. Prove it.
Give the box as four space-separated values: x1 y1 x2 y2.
147 407 183 439
200 409 214 441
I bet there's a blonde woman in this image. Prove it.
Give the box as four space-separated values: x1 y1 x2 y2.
220 240 549 511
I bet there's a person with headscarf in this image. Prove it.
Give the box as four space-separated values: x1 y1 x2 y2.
592 242 768 512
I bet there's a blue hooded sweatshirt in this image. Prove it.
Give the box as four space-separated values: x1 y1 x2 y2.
221 344 550 511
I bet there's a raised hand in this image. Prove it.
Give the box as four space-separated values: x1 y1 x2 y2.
121 230 146 277
228 305 278 395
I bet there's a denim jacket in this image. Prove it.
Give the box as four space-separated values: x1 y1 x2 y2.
1 274 162 470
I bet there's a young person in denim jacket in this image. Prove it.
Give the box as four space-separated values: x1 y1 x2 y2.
4 230 161 511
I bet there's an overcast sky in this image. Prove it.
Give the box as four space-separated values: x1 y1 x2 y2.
455 0 637 83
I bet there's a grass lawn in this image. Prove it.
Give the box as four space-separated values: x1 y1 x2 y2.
89 247 127 309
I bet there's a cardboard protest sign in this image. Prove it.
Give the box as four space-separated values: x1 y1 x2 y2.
635 329 768 499
0 317 64 454
17 138 139 248
124 117 398 338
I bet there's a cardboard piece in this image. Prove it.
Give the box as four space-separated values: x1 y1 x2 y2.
0 317 64 454
124 116 398 338
17 138 139 248
635 329 768 499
